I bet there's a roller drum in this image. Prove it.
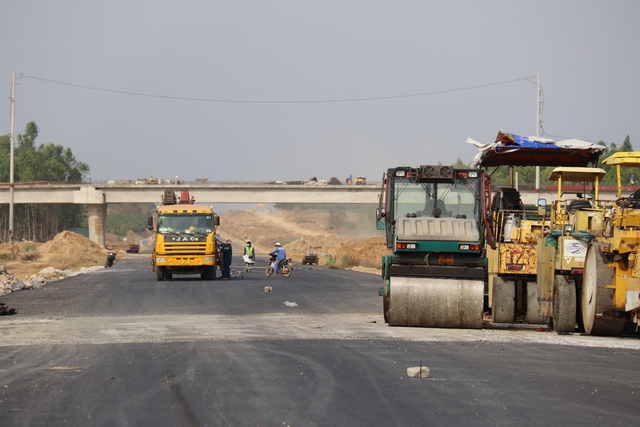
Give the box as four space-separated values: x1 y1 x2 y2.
388 277 484 328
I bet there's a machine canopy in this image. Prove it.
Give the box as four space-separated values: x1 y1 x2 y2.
468 131 604 168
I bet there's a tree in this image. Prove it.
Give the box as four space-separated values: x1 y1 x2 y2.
0 122 90 242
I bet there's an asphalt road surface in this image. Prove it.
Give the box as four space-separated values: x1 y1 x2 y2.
1 255 640 426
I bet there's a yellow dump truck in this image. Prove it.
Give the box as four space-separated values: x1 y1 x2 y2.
149 190 219 281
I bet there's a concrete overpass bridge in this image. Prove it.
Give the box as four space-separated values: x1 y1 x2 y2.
0 183 382 246
0 182 626 247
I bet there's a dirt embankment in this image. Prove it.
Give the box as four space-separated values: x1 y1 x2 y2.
217 208 390 272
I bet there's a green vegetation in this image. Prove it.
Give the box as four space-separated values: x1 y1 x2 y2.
106 214 148 236
106 204 154 237
0 122 89 242
325 254 337 268
341 253 359 268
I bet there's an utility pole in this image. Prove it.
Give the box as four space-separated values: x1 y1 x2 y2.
536 72 542 138
9 71 15 244
535 72 541 197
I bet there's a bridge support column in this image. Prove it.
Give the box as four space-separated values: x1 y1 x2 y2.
87 204 107 247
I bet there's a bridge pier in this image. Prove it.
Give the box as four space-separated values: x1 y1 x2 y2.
87 204 107 247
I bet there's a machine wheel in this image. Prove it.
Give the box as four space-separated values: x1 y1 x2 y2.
282 264 292 277
582 243 625 336
388 277 484 328
524 280 545 324
383 295 390 323
265 265 273 277
552 275 576 332
492 277 515 323
156 266 165 282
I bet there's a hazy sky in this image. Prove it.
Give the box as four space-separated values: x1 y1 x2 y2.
2 1 639 183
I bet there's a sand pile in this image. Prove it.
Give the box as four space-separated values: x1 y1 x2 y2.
39 230 107 266
0 231 111 295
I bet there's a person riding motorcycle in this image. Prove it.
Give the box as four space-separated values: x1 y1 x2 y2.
269 242 286 276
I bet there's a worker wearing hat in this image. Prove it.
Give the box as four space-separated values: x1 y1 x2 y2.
269 242 287 276
243 240 255 262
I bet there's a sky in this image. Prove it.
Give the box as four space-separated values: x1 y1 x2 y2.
2 1 639 184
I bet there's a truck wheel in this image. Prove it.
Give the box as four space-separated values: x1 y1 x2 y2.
156 266 165 281
201 266 215 280
552 275 576 332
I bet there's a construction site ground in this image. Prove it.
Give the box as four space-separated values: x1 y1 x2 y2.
0 207 388 284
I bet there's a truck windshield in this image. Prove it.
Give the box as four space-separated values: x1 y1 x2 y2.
158 214 212 234
394 179 479 220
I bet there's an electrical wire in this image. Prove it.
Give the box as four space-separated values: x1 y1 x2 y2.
22 74 535 105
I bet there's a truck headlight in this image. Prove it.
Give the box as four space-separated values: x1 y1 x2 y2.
204 257 214 263
157 257 166 263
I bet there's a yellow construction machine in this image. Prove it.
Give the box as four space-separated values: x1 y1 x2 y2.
583 152 640 335
536 167 610 332
470 131 605 325
487 186 549 324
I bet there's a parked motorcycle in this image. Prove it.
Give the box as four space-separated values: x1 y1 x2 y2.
265 255 292 277
105 252 116 268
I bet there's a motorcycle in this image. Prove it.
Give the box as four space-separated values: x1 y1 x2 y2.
265 255 293 277
105 252 116 268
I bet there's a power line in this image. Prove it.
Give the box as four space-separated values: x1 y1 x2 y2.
23 74 534 104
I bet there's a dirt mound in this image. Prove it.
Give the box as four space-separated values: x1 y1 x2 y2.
219 208 389 269
322 237 389 269
22 231 108 274
40 230 103 255
5 241 42 262
124 230 144 244
106 232 119 243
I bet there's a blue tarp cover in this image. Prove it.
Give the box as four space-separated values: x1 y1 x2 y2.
468 131 604 168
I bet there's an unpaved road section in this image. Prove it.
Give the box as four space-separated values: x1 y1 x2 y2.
3 313 640 349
